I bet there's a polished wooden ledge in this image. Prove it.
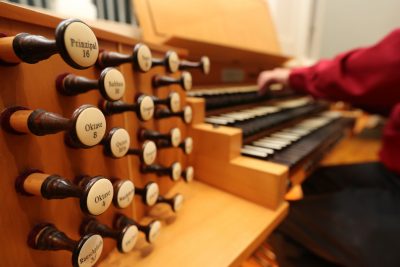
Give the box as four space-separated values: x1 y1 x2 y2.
99 181 288 267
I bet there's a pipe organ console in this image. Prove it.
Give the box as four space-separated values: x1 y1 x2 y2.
0 3 202 266
0 2 355 267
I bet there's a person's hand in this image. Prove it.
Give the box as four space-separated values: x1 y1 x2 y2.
257 68 290 95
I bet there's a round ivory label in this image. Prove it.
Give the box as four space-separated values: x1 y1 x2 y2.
86 178 113 215
170 128 181 147
139 96 155 121
63 21 99 68
181 72 192 91
121 225 139 253
169 92 181 112
173 194 184 212
185 166 194 182
110 128 130 158
168 51 180 73
137 44 152 72
201 56 211 74
75 107 106 147
77 234 103 267
103 68 126 101
116 180 135 208
183 106 193 124
184 137 193 154
145 182 159 206
171 162 182 181
142 141 157 165
148 220 161 243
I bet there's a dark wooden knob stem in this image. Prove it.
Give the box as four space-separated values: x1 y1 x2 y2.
100 94 154 121
114 213 161 244
151 50 180 73
152 91 181 112
1 104 106 148
154 105 192 124
0 19 99 69
179 56 210 74
152 72 192 91
97 43 152 72
28 223 103 267
80 217 137 253
140 162 182 181
156 194 184 212
16 170 113 215
135 182 159 206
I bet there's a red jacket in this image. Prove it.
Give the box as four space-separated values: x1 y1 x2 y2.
289 29 400 174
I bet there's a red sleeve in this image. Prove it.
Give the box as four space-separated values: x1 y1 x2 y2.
289 29 400 116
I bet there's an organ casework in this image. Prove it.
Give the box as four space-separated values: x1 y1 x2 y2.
0 105 106 148
28 223 103 267
138 127 182 148
179 56 210 75
135 182 159 206
152 91 181 112
141 162 182 182
100 95 155 121
0 18 98 69
16 170 114 215
97 43 152 72
152 72 192 91
112 178 135 209
56 67 125 101
155 105 193 124
102 128 157 164
114 213 162 244
156 193 184 212
158 136 193 154
182 166 194 183
151 50 180 73
81 218 138 254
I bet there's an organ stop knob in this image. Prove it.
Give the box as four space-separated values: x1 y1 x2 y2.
151 50 180 73
97 43 152 72
81 218 138 254
152 72 192 91
28 223 103 267
100 95 155 121
16 170 114 215
152 91 181 112
56 67 125 101
154 105 193 124
114 213 162 244
0 18 99 69
1 105 106 148
179 56 210 75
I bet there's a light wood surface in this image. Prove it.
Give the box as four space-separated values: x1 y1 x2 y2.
134 0 281 54
99 181 289 267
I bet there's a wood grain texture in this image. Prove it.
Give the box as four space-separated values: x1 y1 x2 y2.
99 181 289 267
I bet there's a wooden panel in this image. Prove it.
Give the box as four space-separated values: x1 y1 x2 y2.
134 0 281 54
99 181 289 267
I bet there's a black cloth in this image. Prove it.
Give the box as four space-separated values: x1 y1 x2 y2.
270 162 400 267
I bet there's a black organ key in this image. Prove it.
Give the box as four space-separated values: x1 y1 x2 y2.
28 223 103 267
0 19 99 69
1 105 106 148
97 43 152 72
80 217 138 254
16 170 113 216
56 67 125 101
114 213 161 244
